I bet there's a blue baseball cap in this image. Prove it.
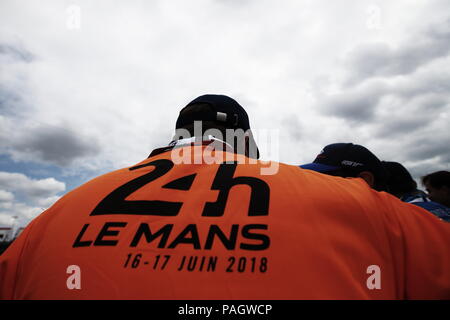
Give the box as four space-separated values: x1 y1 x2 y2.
300 143 386 177
300 162 341 172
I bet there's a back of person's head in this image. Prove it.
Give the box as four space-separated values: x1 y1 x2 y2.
174 94 259 159
421 171 450 207
299 142 388 191
381 161 417 198
422 171 450 189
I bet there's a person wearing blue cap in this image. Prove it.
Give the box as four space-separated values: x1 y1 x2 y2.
299 143 389 191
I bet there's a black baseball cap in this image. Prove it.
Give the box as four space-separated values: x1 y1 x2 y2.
300 143 387 183
175 94 259 158
176 94 252 130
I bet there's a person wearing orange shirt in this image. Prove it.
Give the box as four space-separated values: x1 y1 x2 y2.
1 94 449 299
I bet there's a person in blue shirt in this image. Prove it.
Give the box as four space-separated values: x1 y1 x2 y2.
382 161 450 222
299 144 449 222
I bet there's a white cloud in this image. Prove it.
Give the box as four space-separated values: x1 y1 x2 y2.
0 189 14 202
308 7 450 179
35 195 61 208
0 172 65 199
344 18 450 84
4 0 414 169
0 213 15 226
7 202 43 220
0 172 65 226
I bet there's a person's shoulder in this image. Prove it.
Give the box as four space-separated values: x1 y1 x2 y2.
413 201 450 221
276 164 379 199
50 161 144 208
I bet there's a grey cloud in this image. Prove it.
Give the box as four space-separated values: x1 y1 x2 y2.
375 116 429 139
0 171 64 224
404 135 450 163
0 171 65 216
0 172 65 197
312 16 450 181
0 85 19 112
0 43 34 116
305 25 450 199
0 190 14 202
408 162 450 183
416 95 449 110
0 202 43 223
408 165 429 183
345 43 391 83
319 49 450 126
0 43 34 63
396 71 450 99
345 18 450 84
318 81 387 122
282 115 302 140
12 126 101 167
0 85 30 116
24 181 64 199
0 43 94 168
379 135 450 182
374 94 448 138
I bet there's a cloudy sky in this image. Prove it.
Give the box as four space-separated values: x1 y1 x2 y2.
1 0 449 229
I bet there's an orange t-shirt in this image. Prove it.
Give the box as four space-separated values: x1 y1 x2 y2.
1 147 449 299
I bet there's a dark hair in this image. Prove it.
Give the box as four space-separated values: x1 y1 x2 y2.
421 171 450 189
381 161 417 196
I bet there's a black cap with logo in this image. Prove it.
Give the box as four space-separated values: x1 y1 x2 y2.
300 143 388 189
175 94 259 158
176 94 252 130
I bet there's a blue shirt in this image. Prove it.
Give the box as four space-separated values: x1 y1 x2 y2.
402 192 450 222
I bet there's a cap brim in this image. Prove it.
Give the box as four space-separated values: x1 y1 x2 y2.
299 163 340 173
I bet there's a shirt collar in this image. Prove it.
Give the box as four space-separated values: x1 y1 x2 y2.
148 135 234 158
